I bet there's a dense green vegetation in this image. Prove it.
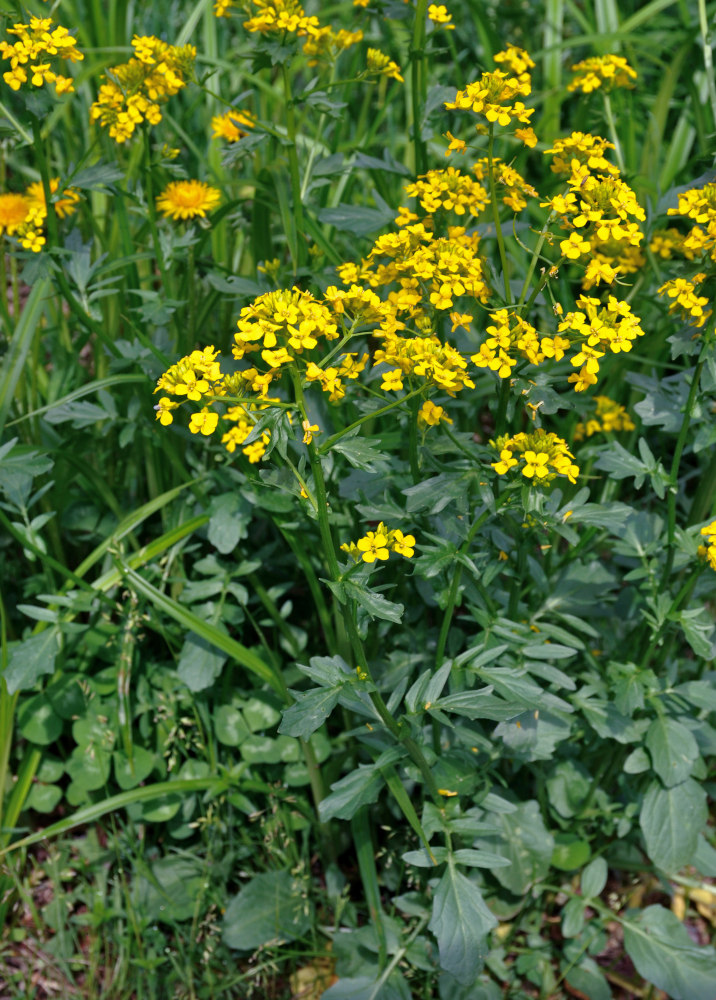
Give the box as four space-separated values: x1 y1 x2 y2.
2 0 716 997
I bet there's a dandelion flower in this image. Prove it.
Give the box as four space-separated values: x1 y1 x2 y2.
156 180 221 221
0 193 30 235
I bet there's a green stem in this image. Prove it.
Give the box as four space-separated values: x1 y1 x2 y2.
639 566 702 671
408 394 421 482
662 354 706 584
282 63 307 270
435 494 512 668
602 91 625 174
688 442 716 526
289 367 443 806
319 385 424 453
31 122 121 359
516 213 557 310
410 0 429 175
698 0 716 131
487 125 511 302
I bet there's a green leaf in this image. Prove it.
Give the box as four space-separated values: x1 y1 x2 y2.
581 857 608 898
623 905 716 1000
17 693 63 744
208 493 250 554
319 763 384 822
640 779 707 872
551 834 591 871
214 705 250 746
223 870 312 949
136 856 206 924
3 629 61 694
177 632 227 692
343 580 404 624
474 800 553 895
317 202 394 236
646 716 699 787
428 861 497 985
434 688 516 722
330 432 390 472
564 959 611 1000
25 782 63 813
114 747 157 791
297 655 352 687
678 608 716 658
279 686 342 739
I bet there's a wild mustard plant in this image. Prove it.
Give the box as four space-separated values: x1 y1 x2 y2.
4 2 716 996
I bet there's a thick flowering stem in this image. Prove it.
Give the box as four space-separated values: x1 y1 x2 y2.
288 368 444 808
516 213 556 311
662 351 706 585
487 125 511 303
408 395 421 483
281 63 307 271
434 494 512 669
410 0 429 175
601 92 625 174
31 121 121 359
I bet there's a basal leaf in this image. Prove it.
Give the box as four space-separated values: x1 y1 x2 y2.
428 861 496 985
278 686 342 739
4 628 61 694
640 778 707 872
623 905 716 1000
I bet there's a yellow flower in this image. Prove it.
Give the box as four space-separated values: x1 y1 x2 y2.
211 109 256 142
302 419 319 444
568 54 636 94
428 5 455 29
154 397 179 425
366 48 403 83
0 193 30 236
25 178 79 219
444 131 467 156
380 368 404 392
418 400 452 427
357 525 391 563
188 407 219 436
156 180 221 221
390 529 416 557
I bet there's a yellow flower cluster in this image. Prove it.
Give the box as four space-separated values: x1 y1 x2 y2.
472 158 538 213
341 523 416 563
581 238 644 290
156 180 221 221
544 132 618 177
366 48 403 83
211 109 256 142
699 522 716 572
0 16 83 94
303 26 363 65
471 310 569 379
491 429 579 484
418 400 452 428
573 395 635 441
445 45 535 143
348 223 490 319
568 54 636 94
0 177 79 253
374 332 475 396
243 0 320 35
667 183 716 262
543 161 645 264
557 295 645 391
649 227 693 260
400 168 490 219
657 275 711 328
89 35 195 143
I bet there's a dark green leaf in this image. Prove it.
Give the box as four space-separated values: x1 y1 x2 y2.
279 686 342 739
640 779 707 872
177 632 227 692
428 862 496 985
646 716 699 787
4 629 60 694
223 870 312 949
623 905 716 1000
